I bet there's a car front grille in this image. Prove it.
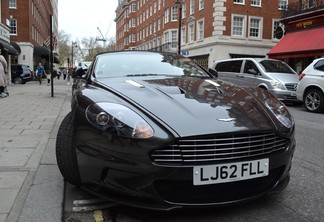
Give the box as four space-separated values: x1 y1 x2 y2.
285 83 297 91
150 132 288 166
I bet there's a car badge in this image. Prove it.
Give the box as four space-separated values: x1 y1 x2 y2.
217 118 236 122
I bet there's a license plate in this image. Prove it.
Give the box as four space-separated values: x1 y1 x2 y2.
193 159 269 186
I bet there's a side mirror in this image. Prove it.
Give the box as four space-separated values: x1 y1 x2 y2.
247 69 258 75
208 68 218 78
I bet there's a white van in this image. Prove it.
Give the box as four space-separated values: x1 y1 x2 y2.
212 58 299 102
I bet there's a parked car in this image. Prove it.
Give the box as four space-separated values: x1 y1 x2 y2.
212 58 299 103
11 64 32 84
56 51 295 210
296 58 324 113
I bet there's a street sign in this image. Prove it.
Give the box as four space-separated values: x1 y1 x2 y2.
181 50 189 56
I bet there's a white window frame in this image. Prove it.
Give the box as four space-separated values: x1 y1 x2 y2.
196 19 204 41
272 19 284 40
171 30 178 48
181 27 186 45
9 0 16 8
182 3 186 18
231 14 246 38
248 16 263 39
171 6 178 21
251 0 261 7
164 8 169 24
188 22 195 43
163 31 169 44
189 0 194 15
132 3 137 12
199 0 204 10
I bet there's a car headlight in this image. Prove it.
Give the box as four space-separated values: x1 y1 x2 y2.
270 81 285 90
86 102 154 139
265 97 294 128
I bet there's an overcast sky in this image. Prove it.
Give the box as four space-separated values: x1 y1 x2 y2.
58 0 118 41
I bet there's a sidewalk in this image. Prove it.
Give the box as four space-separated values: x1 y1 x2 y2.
0 79 72 222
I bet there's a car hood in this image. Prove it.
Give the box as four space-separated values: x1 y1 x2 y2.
98 77 276 137
269 73 299 83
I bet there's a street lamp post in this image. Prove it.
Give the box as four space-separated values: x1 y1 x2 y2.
71 41 77 68
175 0 182 55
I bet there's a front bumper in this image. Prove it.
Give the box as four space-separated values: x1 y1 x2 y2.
76 132 296 210
270 89 298 101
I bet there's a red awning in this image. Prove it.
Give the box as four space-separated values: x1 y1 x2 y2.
268 27 324 59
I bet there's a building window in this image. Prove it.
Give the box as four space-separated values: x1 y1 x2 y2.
171 6 178 21
132 33 136 42
190 0 194 15
171 30 177 48
9 0 16 8
158 18 161 30
234 0 245 4
188 23 194 43
197 20 204 41
182 3 186 18
132 3 137 12
164 31 169 44
199 0 204 10
232 15 245 37
9 19 17 35
249 17 262 39
278 0 288 10
251 0 261 6
164 8 169 24
181 27 186 44
154 1 157 13
132 18 136 27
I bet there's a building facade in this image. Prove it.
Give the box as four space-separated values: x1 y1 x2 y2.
115 0 285 69
2 0 57 72
0 0 20 73
268 0 324 73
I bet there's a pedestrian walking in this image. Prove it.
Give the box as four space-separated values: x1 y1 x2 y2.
35 63 46 84
63 68 67 80
0 49 8 98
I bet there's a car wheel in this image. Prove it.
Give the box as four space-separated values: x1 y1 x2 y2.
56 112 81 186
13 77 22 84
304 88 324 113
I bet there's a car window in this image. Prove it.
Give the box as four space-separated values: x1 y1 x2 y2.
259 60 295 74
215 60 242 73
93 53 210 78
243 60 260 75
314 59 324 72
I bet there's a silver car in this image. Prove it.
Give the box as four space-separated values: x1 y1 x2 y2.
296 58 324 113
213 58 299 102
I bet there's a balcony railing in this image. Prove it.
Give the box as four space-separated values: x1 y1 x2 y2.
281 0 324 18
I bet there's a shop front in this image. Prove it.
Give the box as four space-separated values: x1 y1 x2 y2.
268 8 324 73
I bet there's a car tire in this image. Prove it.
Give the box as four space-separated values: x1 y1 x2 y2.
304 88 324 113
13 77 22 84
56 112 81 186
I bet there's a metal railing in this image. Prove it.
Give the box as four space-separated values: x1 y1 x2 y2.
281 0 324 18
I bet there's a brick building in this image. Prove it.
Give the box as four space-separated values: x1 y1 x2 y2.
115 0 285 69
1 0 58 73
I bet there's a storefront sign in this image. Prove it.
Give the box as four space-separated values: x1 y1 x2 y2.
296 20 314 28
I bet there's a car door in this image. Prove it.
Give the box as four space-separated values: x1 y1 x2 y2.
240 60 264 88
215 60 244 85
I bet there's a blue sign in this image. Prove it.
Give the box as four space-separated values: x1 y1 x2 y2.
181 50 189 56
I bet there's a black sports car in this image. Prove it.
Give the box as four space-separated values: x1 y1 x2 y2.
56 51 295 210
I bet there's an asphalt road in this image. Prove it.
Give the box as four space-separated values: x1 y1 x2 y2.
64 103 324 222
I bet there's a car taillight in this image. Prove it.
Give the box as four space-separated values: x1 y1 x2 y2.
299 73 305 81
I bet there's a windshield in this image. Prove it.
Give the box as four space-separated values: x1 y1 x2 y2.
259 60 295 74
93 52 210 78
